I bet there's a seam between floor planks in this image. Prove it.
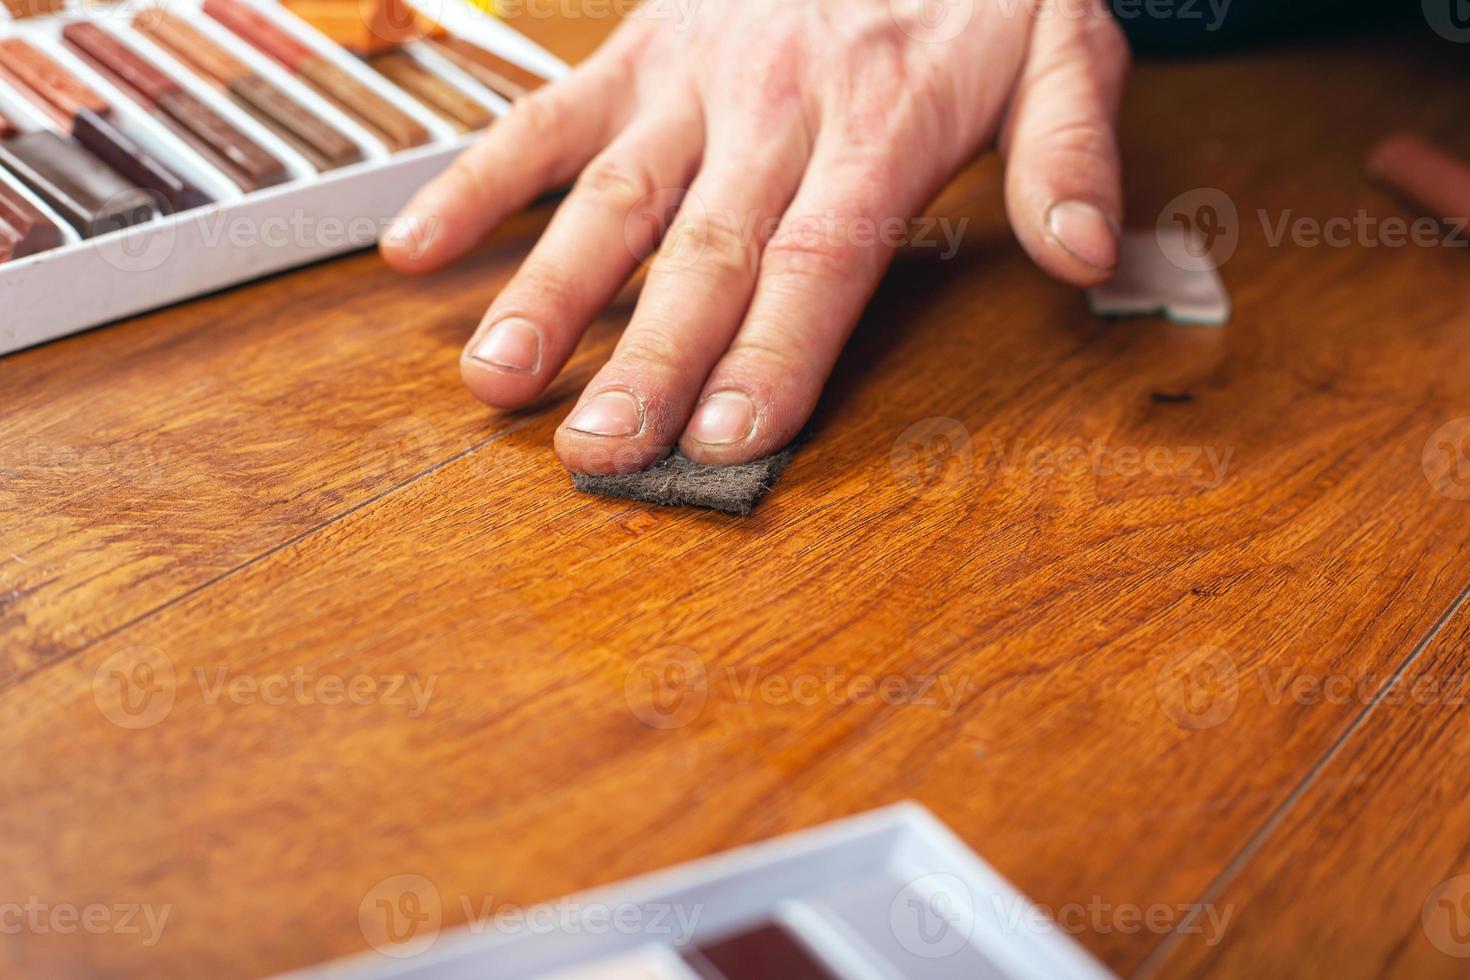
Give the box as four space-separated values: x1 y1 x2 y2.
0 416 547 696
1133 575 1470 978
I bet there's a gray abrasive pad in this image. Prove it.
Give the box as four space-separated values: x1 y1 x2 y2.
571 447 796 516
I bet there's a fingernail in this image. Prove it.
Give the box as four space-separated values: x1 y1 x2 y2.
687 390 755 446
565 390 642 437
1047 200 1119 271
469 318 541 373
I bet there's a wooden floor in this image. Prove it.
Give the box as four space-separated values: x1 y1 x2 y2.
3 10 1470 980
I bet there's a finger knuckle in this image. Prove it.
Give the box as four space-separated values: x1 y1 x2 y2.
509 263 582 315
617 328 691 378
508 91 563 142
763 226 862 283
659 210 758 280
575 154 657 213
446 153 496 206
724 336 809 387
1040 116 1119 166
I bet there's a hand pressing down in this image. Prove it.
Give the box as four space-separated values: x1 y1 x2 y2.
382 0 1130 474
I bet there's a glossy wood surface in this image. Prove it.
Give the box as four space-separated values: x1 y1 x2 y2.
2 9 1469 979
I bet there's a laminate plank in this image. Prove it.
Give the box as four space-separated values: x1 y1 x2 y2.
0 10 614 682
2 28 1470 979
1148 586 1470 979
0 216 565 677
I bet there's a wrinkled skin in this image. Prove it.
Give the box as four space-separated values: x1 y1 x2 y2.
383 0 1130 473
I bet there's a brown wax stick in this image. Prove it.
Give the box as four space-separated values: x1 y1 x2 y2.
294 56 428 150
135 10 362 171
0 38 112 119
0 37 212 213
71 108 212 213
61 22 287 192
0 216 22 262
0 130 158 237
136 10 254 86
58 23 175 107
0 0 64 18
366 50 490 133
0 179 63 260
203 0 429 151
427 36 544 101
228 75 361 170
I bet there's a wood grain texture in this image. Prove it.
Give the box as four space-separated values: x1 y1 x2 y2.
1151 590 1470 979
1 10 1469 980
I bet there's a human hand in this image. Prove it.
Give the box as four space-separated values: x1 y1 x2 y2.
383 0 1129 473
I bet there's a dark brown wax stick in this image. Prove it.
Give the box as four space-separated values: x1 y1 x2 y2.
0 36 212 213
70 108 212 213
62 22 288 191
0 130 158 237
0 177 64 260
